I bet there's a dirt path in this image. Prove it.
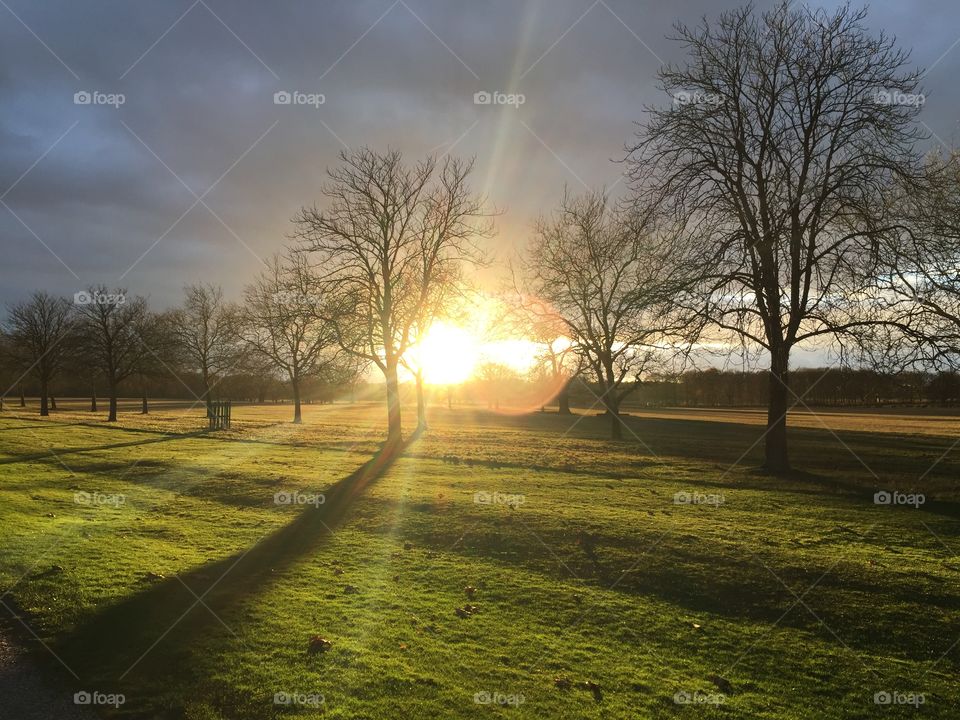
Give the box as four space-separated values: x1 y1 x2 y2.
0 627 98 720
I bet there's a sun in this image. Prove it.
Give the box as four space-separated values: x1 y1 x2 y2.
412 322 479 385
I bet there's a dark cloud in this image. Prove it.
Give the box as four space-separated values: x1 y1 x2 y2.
2 0 959 307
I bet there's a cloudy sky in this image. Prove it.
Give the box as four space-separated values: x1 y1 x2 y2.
2 0 960 310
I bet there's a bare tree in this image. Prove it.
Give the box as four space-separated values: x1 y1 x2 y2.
171 284 241 408
627 2 925 471
521 190 689 439
504 288 583 415
76 287 150 422
239 253 339 423
133 309 179 414
5 292 74 416
294 148 491 444
475 361 517 411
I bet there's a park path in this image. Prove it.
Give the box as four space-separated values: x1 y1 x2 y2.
0 627 97 720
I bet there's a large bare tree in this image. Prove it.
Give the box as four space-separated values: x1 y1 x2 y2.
5 292 74 416
520 190 690 440
293 149 490 444
628 2 925 471
240 253 339 423
76 286 151 422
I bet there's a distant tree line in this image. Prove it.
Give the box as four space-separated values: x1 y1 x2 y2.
633 368 960 408
0 280 365 423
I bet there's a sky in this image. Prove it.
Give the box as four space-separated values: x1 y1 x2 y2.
3 0 960 316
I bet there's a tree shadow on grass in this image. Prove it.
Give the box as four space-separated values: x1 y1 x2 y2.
0 431 211 465
47 439 407 717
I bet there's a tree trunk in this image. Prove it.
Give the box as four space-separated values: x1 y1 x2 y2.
415 371 427 432
141 391 148 415
19 383 25 407
292 376 302 424
608 393 622 440
764 346 790 473
202 373 213 416
49 395 57 411
447 386 452 410
40 379 49 416
384 361 403 444
108 380 118 422
91 392 97 412
558 376 572 415
601 363 622 440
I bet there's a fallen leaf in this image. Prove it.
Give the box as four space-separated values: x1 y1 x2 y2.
308 636 332 654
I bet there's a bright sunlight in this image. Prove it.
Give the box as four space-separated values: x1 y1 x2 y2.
410 322 480 385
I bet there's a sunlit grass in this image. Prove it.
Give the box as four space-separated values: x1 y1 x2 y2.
0 402 958 718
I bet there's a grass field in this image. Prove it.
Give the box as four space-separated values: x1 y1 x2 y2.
0 400 958 718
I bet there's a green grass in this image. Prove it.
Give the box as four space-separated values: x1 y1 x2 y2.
0 401 958 718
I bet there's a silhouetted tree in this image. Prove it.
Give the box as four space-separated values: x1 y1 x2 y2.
522 190 690 439
76 286 150 422
628 2 925 471
294 149 491 443
5 292 74 416
239 253 339 423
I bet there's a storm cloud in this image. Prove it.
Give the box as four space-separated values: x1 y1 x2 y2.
2 0 959 307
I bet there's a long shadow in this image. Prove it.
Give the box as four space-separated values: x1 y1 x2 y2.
48 439 406 713
0 431 211 465
0 423 88 431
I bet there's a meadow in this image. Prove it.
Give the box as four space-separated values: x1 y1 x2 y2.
0 399 958 718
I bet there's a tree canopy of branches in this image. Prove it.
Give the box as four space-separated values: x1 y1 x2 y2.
294 148 491 443
240 253 339 423
76 286 151 421
628 2 925 471
5 292 74 416
863 152 960 371
521 190 691 439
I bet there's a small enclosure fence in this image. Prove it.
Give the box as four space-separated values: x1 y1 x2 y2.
207 400 232 430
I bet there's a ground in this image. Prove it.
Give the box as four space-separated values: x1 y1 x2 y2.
0 399 957 719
